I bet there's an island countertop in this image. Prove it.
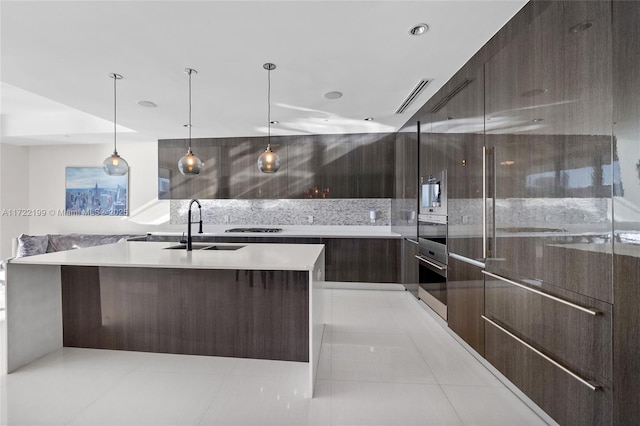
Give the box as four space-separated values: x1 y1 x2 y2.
9 241 325 271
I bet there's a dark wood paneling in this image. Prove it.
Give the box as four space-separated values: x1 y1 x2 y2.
483 0 614 303
401 239 419 297
446 258 484 356
61 266 103 347
485 272 612 381
392 125 418 239
143 235 399 283
158 133 395 200
62 266 309 362
612 1 640 425
324 238 399 283
612 253 640 426
485 319 612 426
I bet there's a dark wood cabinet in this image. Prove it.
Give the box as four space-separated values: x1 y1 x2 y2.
158 133 395 200
484 271 612 382
611 2 640 425
392 123 418 239
437 66 485 261
485 317 613 426
484 1 614 303
446 257 484 355
145 234 399 283
323 238 399 283
401 239 419 297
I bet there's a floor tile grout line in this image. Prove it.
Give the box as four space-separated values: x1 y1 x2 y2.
63 358 143 426
194 371 238 426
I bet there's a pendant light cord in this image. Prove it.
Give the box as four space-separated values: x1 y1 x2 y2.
267 67 271 150
188 69 193 151
113 74 118 154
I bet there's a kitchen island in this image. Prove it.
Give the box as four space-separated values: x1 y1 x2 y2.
4 241 326 396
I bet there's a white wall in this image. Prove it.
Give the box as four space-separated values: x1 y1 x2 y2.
0 144 31 259
27 141 170 237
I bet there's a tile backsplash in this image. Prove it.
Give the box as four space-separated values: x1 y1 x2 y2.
170 199 391 226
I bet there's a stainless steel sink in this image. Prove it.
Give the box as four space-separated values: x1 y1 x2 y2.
202 245 245 251
164 244 245 251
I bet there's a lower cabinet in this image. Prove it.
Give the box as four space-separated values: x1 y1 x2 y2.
401 239 419 297
323 238 399 283
483 270 613 426
146 234 400 283
485 318 613 426
446 256 484 356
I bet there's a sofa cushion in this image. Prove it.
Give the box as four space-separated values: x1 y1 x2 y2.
16 234 49 257
46 234 134 253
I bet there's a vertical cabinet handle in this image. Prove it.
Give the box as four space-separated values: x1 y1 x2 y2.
482 316 599 391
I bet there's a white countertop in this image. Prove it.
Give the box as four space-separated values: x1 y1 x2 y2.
149 225 401 239
9 241 325 271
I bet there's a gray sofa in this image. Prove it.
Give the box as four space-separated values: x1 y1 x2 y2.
13 233 143 258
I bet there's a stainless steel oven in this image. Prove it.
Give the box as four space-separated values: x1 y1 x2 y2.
419 170 447 216
416 214 448 320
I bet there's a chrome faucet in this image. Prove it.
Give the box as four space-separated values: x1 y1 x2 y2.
186 199 203 251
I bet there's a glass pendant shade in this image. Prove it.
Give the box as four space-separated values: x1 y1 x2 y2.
257 146 281 173
104 73 128 176
103 151 129 176
178 148 204 175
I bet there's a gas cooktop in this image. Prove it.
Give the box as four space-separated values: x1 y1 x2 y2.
224 227 283 233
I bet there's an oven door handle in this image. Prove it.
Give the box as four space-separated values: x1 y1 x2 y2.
415 255 446 271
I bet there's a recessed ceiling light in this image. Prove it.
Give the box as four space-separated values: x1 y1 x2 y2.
409 23 429 36
270 120 279 124
324 91 343 100
521 88 548 97
569 21 592 34
137 100 157 108
364 117 374 121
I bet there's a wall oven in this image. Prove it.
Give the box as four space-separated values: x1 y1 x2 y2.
416 213 448 320
419 170 447 216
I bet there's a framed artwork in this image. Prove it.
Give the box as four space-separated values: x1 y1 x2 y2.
65 167 128 216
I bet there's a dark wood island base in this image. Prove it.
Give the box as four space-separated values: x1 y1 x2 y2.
61 266 310 362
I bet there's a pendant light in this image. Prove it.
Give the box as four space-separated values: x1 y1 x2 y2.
102 73 129 176
258 62 281 173
178 68 204 175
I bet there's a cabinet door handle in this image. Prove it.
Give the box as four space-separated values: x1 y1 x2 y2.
449 252 485 268
482 315 599 391
415 255 445 270
481 270 600 316
406 239 419 245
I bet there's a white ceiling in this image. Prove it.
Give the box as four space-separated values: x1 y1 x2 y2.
0 0 527 146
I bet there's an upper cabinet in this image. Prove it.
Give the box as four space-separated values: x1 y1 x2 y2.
435 67 485 261
484 1 614 302
158 133 395 200
392 122 418 238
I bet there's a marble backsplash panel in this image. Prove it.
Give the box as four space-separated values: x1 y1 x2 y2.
170 199 391 226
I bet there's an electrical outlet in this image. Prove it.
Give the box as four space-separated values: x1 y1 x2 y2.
462 215 470 224
308 215 314 224
224 215 230 223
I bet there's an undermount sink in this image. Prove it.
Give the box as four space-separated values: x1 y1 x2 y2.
164 244 246 251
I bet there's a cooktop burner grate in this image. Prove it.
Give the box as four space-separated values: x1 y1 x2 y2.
224 227 283 233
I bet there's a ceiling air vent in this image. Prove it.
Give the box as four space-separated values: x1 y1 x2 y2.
395 79 432 114
430 79 474 113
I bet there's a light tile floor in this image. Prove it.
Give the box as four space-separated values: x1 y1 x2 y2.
0 288 550 426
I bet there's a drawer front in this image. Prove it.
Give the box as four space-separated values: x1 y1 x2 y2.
484 271 612 381
485 317 612 426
